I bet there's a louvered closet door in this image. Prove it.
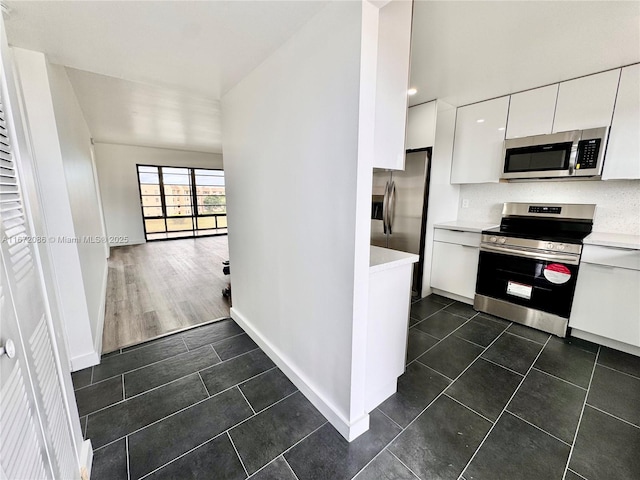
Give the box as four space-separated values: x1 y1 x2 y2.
0 62 78 478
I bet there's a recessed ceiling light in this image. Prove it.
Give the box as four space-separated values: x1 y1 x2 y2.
407 88 417 96
476 119 485 123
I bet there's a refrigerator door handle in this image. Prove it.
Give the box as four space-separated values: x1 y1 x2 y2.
382 180 390 234
387 181 396 235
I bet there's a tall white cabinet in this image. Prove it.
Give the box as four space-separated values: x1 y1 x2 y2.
603 64 640 180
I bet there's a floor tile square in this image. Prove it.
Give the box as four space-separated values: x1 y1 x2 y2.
454 318 506 347
444 301 478 319
417 335 483 379
481 333 543 375
91 438 127 480
410 297 447 321
378 362 451 427
145 434 246 480
212 332 259 361
447 358 522 421
181 318 244 350
229 391 326 475
389 395 491 480
534 338 596 388
414 311 467 340
464 412 571 480
239 368 297 413
251 457 297 480
124 345 220 397
75 376 123 417
93 335 188 382
128 387 253 479
507 369 586 444
200 348 275 395
285 410 401 480
505 323 550 344
86 373 207 448
353 450 417 480
564 470 584 480
587 365 640 427
72 368 92 390
406 328 438 364
598 346 640 378
569 406 640 480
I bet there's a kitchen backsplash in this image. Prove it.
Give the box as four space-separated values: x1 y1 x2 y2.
457 180 640 235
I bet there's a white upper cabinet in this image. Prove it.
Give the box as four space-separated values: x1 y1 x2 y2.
506 84 558 139
603 64 640 180
372 0 413 170
406 101 436 150
553 69 620 133
451 96 509 184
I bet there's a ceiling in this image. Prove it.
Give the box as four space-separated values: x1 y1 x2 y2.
409 1 640 107
4 1 640 153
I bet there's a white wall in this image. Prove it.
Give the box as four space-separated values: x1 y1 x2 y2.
93 142 223 245
222 1 367 439
458 180 640 235
12 47 104 369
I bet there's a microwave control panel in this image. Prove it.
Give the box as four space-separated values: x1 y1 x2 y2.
576 138 601 169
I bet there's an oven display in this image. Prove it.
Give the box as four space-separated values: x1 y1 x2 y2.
528 206 562 214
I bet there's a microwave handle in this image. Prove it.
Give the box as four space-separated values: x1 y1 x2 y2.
568 142 579 175
382 180 390 234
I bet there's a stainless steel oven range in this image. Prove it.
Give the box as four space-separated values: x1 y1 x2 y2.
474 202 596 337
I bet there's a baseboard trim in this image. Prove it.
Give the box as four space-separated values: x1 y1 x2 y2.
230 307 370 442
70 350 100 371
80 439 93 480
570 329 640 357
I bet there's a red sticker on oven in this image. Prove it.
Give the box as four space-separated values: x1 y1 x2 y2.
544 264 571 284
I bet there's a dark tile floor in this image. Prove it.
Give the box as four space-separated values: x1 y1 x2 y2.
73 299 640 480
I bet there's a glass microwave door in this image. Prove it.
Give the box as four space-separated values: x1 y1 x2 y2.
504 142 573 173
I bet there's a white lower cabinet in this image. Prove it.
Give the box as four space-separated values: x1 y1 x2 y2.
570 246 640 347
431 229 480 300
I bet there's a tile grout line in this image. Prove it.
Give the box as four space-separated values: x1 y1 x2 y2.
388 449 422 480
453 334 492 350
89 366 94 386
376 408 404 430
351 325 511 480
414 363 455 382
198 372 211 397
596 362 640 381
236 386 256 415
531 366 588 390
282 456 301 480
182 337 190 352
90 366 280 453
480 357 524 377
455 334 553 480
409 303 451 327
562 346 600 480
210 343 222 363
227 431 249 478
503 330 549 346
444 393 495 425
505 410 571 447
568 467 589 480
126 436 131 480
122 374 125 400
585 403 640 430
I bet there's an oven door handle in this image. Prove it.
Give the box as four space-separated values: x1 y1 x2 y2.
480 244 580 266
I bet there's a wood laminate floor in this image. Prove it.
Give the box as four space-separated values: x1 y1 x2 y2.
101 235 230 353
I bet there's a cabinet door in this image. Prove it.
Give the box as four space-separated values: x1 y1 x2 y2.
570 263 640 347
506 84 558 139
431 241 479 300
553 69 620 133
451 96 509 184
406 101 436 150
603 64 640 180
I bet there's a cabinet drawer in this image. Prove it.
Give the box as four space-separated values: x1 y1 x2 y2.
581 245 640 271
434 228 481 247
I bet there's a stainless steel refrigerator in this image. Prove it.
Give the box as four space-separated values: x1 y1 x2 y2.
371 149 431 297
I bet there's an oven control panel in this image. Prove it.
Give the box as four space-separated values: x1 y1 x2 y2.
481 234 582 256
528 206 562 214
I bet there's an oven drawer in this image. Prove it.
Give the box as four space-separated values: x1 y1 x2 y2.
433 228 481 248
580 245 640 271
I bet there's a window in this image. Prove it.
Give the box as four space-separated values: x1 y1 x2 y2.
136 165 227 241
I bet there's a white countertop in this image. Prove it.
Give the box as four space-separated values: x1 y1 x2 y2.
433 220 500 233
370 246 419 273
584 232 640 250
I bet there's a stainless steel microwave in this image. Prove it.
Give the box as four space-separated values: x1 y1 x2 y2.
501 127 608 180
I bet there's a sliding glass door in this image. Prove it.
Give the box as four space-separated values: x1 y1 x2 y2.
137 165 226 241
